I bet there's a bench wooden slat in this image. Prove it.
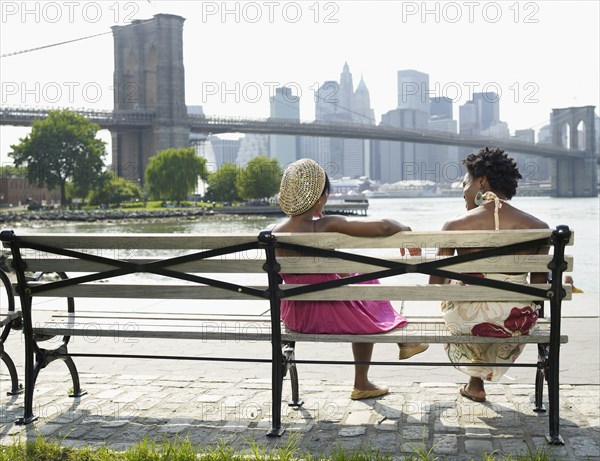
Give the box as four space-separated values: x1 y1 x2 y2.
9 230 573 252
23 282 572 301
11 234 262 250
281 284 572 301
29 315 567 345
274 230 574 248
18 255 574 274
46 312 551 325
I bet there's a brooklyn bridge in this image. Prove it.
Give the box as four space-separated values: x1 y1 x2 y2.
1 13 597 197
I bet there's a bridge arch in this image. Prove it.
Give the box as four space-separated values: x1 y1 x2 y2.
551 106 597 196
576 120 586 151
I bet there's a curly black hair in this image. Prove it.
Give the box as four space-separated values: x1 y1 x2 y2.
463 147 522 199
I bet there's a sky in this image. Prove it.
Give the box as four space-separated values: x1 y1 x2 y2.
1 0 599 165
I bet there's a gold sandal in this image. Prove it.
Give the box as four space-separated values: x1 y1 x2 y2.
350 387 389 400
398 343 429 360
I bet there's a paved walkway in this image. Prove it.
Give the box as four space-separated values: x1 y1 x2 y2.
1 293 598 459
1 366 599 459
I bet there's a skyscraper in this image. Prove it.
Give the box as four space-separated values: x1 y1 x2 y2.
315 80 339 121
269 87 300 166
353 77 376 124
397 70 430 115
338 62 354 120
472 92 500 131
305 64 375 178
375 108 429 183
430 96 453 120
459 101 479 135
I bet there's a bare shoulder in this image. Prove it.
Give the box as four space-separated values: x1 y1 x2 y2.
316 215 347 232
511 205 549 230
440 212 477 231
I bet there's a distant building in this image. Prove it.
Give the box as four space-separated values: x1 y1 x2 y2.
472 92 500 131
304 63 375 178
209 136 240 166
315 80 339 121
397 69 430 115
481 121 510 139
236 134 269 165
375 108 429 183
459 101 479 135
534 125 555 181
430 96 453 120
353 77 376 124
269 86 300 166
0 174 61 207
428 118 460 183
300 136 332 167
187 105 204 116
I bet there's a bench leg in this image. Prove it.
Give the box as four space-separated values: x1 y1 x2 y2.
63 356 87 398
267 356 286 437
0 348 23 395
533 344 548 413
545 346 564 445
283 342 303 408
16 358 41 425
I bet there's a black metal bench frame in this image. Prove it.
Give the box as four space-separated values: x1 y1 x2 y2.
0 262 23 397
1 226 571 444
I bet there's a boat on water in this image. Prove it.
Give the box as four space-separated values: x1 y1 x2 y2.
365 180 444 198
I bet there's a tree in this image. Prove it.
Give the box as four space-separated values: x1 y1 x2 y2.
236 156 282 201
9 109 106 206
88 172 143 207
205 163 241 203
145 147 207 205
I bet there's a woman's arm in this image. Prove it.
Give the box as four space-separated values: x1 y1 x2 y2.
318 215 412 237
428 246 455 285
428 219 458 285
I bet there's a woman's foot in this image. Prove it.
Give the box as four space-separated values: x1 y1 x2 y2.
351 379 389 400
350 386 389 400
459 378 486 402
398 343 429 360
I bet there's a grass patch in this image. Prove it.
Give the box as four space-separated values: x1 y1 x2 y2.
0 434 561 461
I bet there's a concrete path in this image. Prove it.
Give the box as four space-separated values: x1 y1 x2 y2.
1 292 598 459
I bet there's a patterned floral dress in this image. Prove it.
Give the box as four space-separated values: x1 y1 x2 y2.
441 191 541 381
441 273 540 381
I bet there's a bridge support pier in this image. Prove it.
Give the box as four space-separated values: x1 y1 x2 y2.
552 156 597 197
111 14 189 184
550 106 597 198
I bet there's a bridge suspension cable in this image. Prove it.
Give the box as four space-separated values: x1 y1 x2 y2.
0 31 111 59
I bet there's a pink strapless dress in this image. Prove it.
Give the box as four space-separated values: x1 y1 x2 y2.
280 273 408 334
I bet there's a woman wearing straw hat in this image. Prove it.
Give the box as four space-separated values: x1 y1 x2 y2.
271 158 427 400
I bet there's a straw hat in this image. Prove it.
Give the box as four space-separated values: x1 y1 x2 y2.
278 158 326 216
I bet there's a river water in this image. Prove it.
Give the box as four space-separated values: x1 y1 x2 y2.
7 196 599 294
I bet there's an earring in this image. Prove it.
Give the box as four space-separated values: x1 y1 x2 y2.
474 191 484 206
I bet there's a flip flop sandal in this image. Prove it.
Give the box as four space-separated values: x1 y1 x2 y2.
459 384 486 402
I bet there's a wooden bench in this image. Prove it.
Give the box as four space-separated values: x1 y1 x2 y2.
0 226 573 444
0 261 23 396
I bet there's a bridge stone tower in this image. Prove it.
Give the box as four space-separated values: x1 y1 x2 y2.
111 14 189 183
550 106 597 197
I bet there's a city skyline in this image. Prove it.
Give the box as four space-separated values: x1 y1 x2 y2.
1 1 599 164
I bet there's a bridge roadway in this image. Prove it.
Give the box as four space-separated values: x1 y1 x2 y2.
0 106 580 160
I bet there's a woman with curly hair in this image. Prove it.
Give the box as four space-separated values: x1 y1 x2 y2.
430 147 549 402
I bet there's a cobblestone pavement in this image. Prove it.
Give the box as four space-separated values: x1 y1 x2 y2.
1 371 598 460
